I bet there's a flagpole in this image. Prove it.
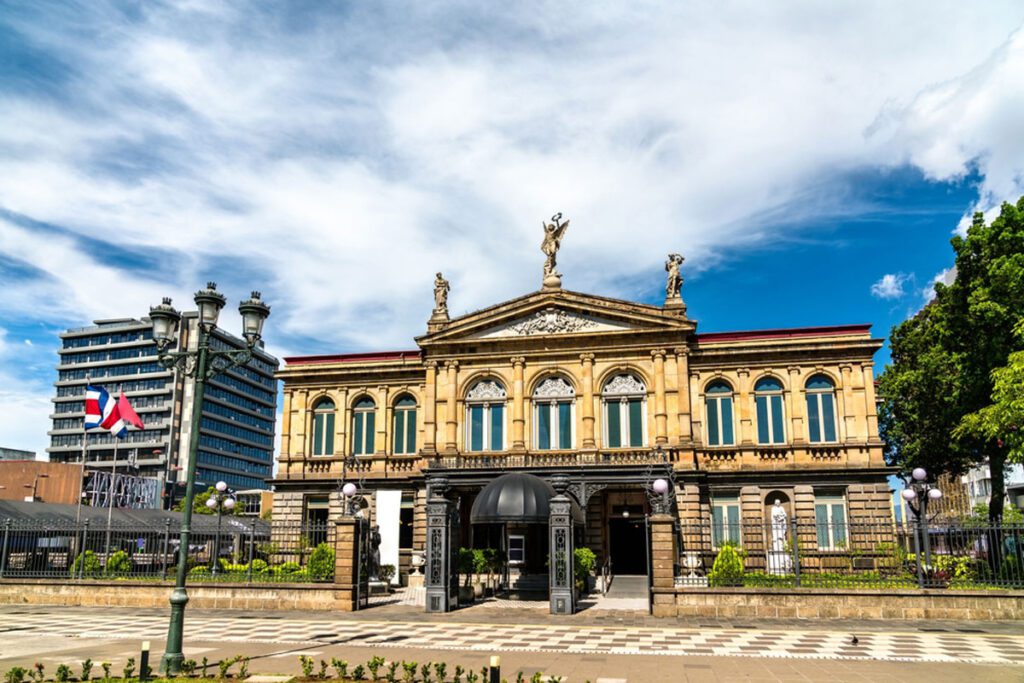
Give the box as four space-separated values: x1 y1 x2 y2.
104 383 122 559
76 374 91 525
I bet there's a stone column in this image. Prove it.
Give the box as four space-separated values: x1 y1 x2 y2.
548 474 575 615
333 516 360 612
425 476 456 613
511 357 526 451
736 368 753 444
579 353 596 449
652 349 669 445
294 389 309 458
650 513 678 617
444 361 459 453
673 347 692 445
840 364 855 443
334 388 347 458
863 363 879 440
787 366 806 444
280 390 293 459
423 361 438 455
376 385 389 455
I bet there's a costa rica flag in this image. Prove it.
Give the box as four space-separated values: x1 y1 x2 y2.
84 384 128 438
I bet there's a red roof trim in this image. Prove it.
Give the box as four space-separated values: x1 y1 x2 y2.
284 350 422 365
696 324 873 343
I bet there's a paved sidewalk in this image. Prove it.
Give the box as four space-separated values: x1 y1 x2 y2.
2 606 1022 682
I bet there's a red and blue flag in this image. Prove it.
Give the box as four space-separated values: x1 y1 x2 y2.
84 384 140 438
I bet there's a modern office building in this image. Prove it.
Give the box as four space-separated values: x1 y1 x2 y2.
0 447 36 461
47 313 279 506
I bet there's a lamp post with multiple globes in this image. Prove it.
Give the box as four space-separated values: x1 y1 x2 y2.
900 467 943 581
207 481 236 575
149 283 270 675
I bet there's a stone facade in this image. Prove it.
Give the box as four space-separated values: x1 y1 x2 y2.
272 276 892 583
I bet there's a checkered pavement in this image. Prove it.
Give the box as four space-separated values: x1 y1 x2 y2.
2 612 1023 665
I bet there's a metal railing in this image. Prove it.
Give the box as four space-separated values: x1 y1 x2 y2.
0 520 335 583
430 448 673 470
676 518 1024 590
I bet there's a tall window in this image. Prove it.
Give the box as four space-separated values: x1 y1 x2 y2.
351 397 376 455
754 377 786 445
533 376 575 450
704 381 735 446
602 374 646 448
466 379 506 452
805 374 838 443
392 395 417 455
711 496 741 547
814 496 848 549
311 398 335 456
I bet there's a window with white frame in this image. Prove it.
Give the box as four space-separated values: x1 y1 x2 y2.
711 496 741 547
805 374 838 443
508 534 526 564
704 380 735 446
310 398 335 456
754 376 786 445
466 379 506 452
602 374 646 448
533 376 575 450
814 495 848 550
392 395 417 455
351 396 376 455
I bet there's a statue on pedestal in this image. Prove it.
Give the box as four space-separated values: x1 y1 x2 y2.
541 213 569 289
432 272 449 316
368 524 382 580
665 253 684 302
767 499 793 575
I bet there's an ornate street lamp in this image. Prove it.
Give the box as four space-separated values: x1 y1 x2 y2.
207 481 236 575
154 283 270 675
900 467 943 585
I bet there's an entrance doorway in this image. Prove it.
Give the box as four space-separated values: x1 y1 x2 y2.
608 516 648 575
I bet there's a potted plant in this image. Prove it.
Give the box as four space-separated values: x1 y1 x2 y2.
471 549 488 598
457 548 476 603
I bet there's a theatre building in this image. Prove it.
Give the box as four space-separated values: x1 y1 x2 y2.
271 233 892 593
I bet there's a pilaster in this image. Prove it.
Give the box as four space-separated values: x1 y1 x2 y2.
422 361 438 455
511 356 526 451
736 368 753 444
673 347 692 445
787 366 806 444
652 349 668 445
444 361 459 453
579 353 596 449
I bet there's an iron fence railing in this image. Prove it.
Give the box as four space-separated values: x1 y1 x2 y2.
0 520 335 583
675 518 1024 590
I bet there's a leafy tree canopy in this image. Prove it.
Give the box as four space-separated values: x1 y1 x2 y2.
879 197 1024 521
173 485 239 515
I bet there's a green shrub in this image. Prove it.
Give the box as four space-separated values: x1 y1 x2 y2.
122 658 135 680
189 566 210 576
277 561 302 574
708 543 745 587
308 542 335 580
330 659 347 680
457 548 475 586
379 564 396 583
180 660 197 676
80 659 94 682
70 550 101 576
105 551 132 575
471 549 488 576
5 667 27 683
249 558 268 573
367 657 385 681
299 656 314 679
30 663 44 683
55 665 70 683
573 547 597 589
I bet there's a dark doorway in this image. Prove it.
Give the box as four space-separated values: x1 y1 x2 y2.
608 517 648 575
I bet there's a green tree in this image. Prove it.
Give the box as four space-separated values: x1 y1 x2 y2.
173 486 239 515
879 197 1024 522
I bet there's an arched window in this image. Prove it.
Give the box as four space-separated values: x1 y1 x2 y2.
393 395 417 455
805 375 838 443
704 381 735 446
532 376 575 450
466 379 506 452
311 398 335 456
351 397 376 455
602 374 646 448
754 377 786 445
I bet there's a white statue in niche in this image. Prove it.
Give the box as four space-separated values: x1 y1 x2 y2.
767 498 793 575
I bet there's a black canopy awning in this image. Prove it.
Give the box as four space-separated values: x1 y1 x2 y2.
469 472 583 524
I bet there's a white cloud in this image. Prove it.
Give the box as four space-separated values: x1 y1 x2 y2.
871 273 909 300
0 327 53 457
0 2 1022 359
922 267 958 302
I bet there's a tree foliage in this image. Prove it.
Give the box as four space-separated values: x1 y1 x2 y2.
173 485 239 515
879 197 1024 521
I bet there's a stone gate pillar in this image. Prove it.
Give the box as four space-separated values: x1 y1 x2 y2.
333 516 360 612
549 474 575 615
425 475 457 612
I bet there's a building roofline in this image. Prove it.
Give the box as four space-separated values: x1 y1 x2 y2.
283 350 422 366
695 324 873 343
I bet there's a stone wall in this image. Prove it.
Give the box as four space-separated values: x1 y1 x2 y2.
0 580 352 611
652 587 1024 620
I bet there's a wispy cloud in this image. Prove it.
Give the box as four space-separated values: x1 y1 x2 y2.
871 273 910 300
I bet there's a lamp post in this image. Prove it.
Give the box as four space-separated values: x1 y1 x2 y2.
207 481 236 575
152 283 270 675
900 467 943 582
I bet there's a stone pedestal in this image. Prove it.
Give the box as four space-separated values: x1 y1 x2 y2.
549 476 575 615
332 517 360 612
425 477 458 613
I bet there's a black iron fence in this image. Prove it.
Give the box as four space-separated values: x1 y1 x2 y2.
675 518 1024 590
0 519 335 583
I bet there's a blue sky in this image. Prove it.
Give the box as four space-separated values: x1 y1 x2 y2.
2 2 1024 457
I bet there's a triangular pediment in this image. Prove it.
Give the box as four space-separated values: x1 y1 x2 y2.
417 288 693 347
